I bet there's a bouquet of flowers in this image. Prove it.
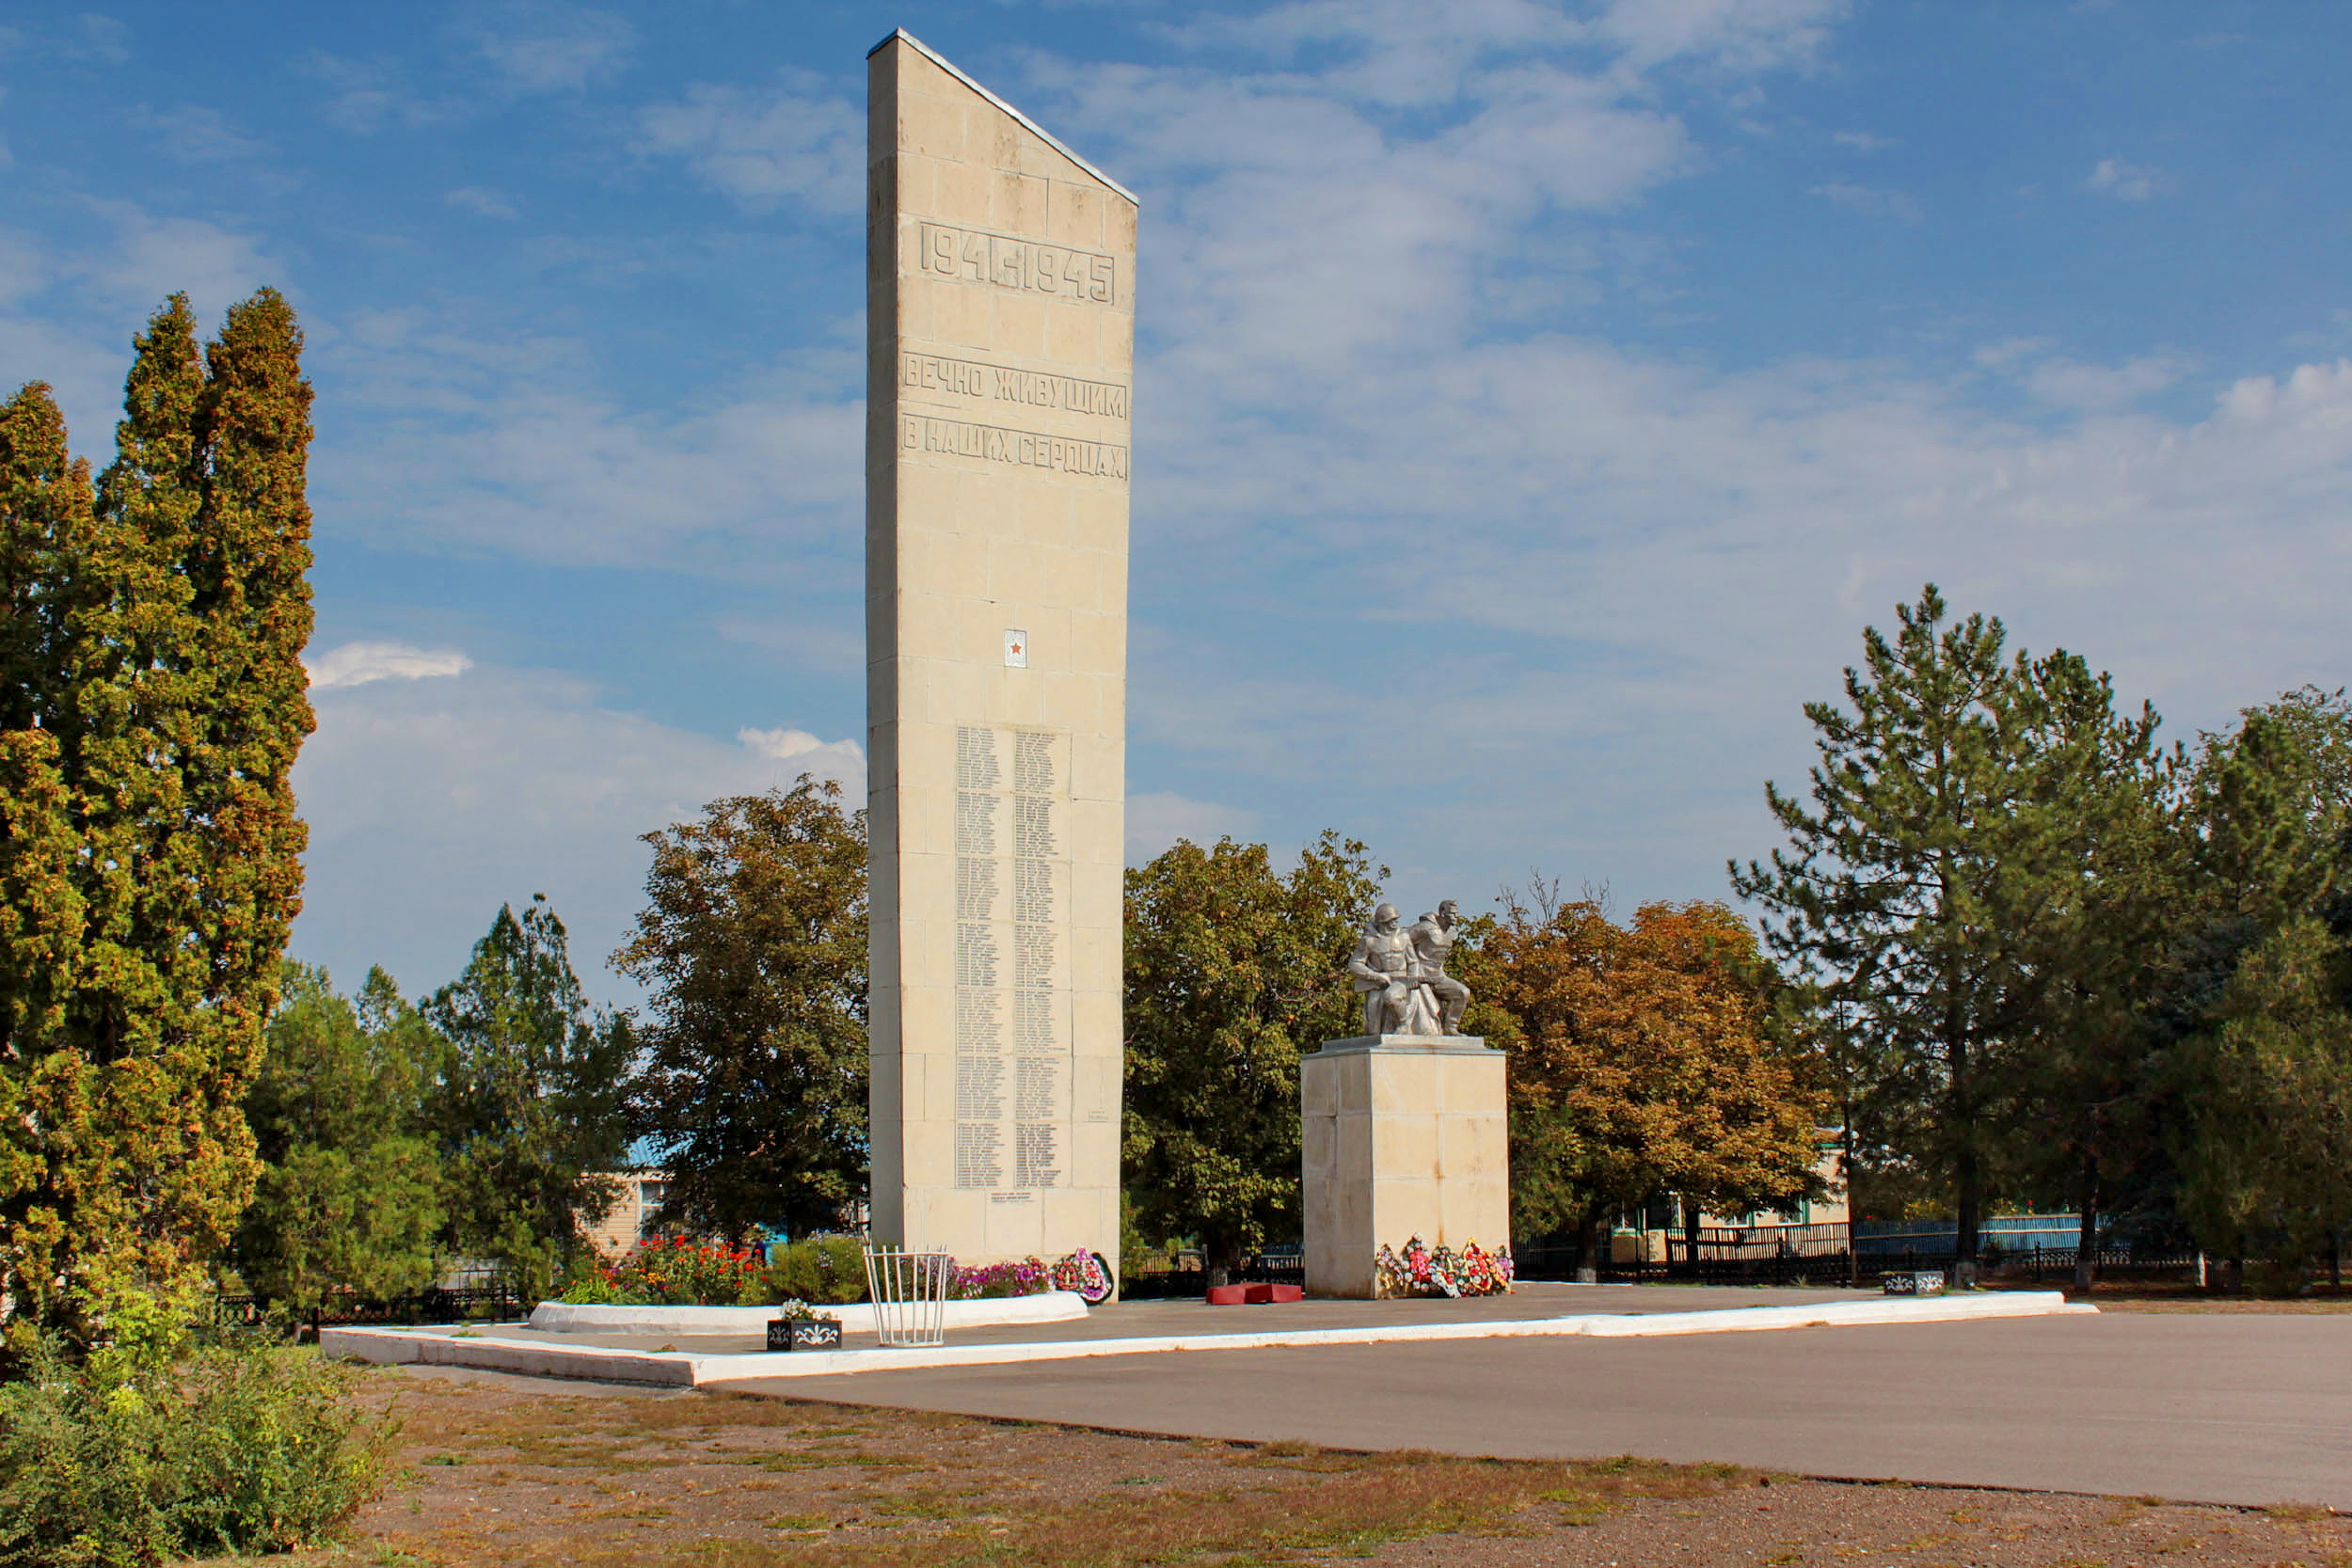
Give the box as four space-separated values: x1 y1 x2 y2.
1372 1235 1514 1299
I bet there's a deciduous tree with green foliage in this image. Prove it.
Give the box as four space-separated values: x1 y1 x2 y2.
2165 689 2352 1276
0 290 313 1358
616 778 868 1244
1484 893 1830 1279
1122 832 1385 1283
234 964 446 1308
424 897 632 1296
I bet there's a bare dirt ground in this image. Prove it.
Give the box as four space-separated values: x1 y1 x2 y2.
249 1365 2351 1568
2057 1283 2352 1312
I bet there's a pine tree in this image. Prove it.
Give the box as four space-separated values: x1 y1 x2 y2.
1732 586 2052 1277
2004 652 2174 1290
616 779 868 1245
426 897 632 1295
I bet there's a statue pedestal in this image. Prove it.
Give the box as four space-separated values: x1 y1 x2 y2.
1300 1035 1509 1299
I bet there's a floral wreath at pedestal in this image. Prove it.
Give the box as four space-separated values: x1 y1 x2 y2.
1049 1247 1117 1305
1373 1236 1514 1298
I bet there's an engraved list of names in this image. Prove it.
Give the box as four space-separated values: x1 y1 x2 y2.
953 725 1071 1194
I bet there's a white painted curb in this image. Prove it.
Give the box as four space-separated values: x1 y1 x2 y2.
320 1326 699 1386
527 1291 1088 1337
326 1291 2093 1389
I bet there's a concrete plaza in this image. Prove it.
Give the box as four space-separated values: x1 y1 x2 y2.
733 1299 2352 1509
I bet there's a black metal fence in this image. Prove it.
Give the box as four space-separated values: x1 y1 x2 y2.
1509 1240 2211 1289
210 1284 537 1339
1120 1255 1306 1300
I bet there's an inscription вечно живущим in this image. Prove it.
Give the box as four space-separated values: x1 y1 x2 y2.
900 353 1129 422
915 220 1117 305
903 415 1127 479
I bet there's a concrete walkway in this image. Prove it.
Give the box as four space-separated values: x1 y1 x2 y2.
735 1309 2352 1509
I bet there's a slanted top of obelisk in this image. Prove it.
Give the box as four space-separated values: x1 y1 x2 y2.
866 27 1138 205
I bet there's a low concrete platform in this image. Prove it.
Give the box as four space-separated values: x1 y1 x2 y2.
321 1283 2090 1388
527 1291 1087 1337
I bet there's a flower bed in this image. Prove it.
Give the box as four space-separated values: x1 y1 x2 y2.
1373 1236 1513 1298
559 1240 1115 1307
948 1248 1114 1304
560 1235 766 1307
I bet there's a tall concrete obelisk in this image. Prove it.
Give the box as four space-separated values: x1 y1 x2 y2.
866 31 1134 1274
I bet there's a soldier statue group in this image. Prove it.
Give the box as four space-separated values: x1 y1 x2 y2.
1346 900 1470 1037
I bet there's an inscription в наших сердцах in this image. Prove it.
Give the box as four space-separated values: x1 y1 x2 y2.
900 352 1129 421
902 414 1128 479
915 220 1117 305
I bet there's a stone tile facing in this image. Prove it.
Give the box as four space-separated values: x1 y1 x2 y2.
1301 1037 1511 1298
867 32 1133 1275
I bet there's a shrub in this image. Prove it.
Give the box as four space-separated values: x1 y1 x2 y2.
0 1335 395 1565
763 1237 868 1306
555 1266 628 1305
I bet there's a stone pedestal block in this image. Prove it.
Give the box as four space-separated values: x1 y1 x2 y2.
1300 1036 1509 1299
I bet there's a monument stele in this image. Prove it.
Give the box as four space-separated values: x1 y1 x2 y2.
865 30 1135 1275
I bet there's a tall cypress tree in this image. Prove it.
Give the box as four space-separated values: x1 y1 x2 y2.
0 386 96 1336
0 292 313 1355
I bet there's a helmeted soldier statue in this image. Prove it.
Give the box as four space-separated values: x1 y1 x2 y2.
1407 899 1470 1036
1347 903 1436 1036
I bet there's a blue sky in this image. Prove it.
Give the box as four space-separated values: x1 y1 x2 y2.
5 1 2350 1006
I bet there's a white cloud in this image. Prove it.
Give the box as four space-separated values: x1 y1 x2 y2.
316 326 864 567
0 206 283 445
2085 156 2160 201
1833 129 1893 151
1020 61 1690 381
1808 180 1922 223
1120 334 2352 884
1125 790 1263 864
1586 0 1850 74
463 3 636 94
1972 336 2057 370
738 726 866 772
73 202 278 320
2024 354 2185 410
297 51 468 133
131 104 265 163
444 185 519 219
293 663 863 1001
62 13 129 65
0 229 45 309
635 74 862 216
306 640 472 690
